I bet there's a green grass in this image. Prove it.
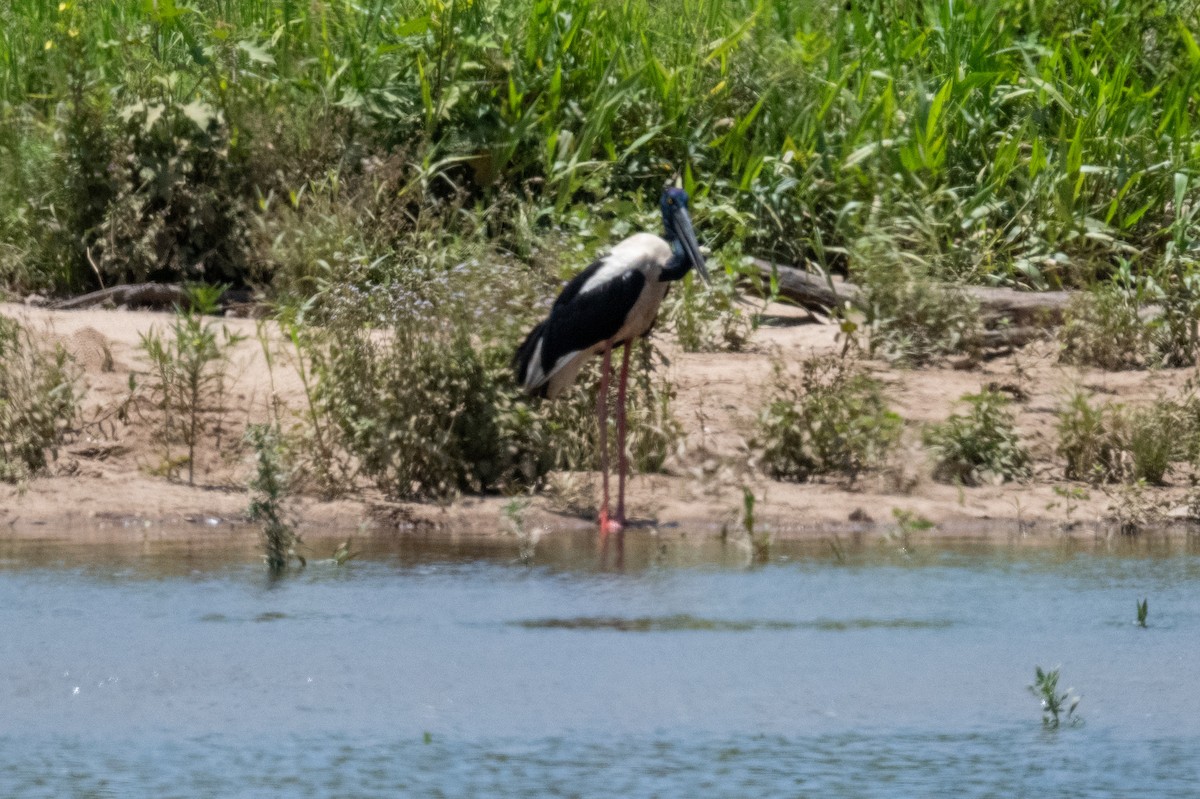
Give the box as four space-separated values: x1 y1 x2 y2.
1 0 1198 296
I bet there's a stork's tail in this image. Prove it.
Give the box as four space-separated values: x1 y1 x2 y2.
513 320 550 398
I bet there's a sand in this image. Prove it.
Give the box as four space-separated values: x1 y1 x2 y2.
1 300 1194 544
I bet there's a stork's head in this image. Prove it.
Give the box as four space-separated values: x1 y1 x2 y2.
660 187 710 283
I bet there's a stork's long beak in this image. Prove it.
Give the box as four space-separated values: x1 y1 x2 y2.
674 206 710 284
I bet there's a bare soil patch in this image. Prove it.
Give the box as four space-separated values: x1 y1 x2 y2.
1 301 1193 544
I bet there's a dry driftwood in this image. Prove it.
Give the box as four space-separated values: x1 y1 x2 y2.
50 283 192 311
750 258 1075 328
47 284 259 314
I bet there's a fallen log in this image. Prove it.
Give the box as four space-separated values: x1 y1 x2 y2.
46 284 259 315
750 258 1074 328
50 283 192 311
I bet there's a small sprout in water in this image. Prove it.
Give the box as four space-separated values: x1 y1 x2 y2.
502 498 539 564
888 508 934 551
742 487 770 564
1136 597 1148 628
332 539 358 566
826 535 846 564
423 731 433 745
1029 666 1082 728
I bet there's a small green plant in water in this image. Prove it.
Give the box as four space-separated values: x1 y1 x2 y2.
1136 598 1148 628
741 487 770 564
331 539 358 566
246 424 303 574
1029 666 1082 729
502 497 538 564
1046 485 1089 527
888 508 934 551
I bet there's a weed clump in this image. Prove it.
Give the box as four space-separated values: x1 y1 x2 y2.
923 391 1030 485
663 249 762 352
1057 392 1184 485
246 424 303 573
0 316 79 482
296 283 680 501
1059 284 1149 370
1060 262 1200 371
136 285 244 485
1056 391 1126 483
751 355 901 483
852 236 983 365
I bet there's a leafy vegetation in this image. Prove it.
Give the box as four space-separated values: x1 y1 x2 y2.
1056 391 1126 483
1056 392 1186 485
1059 262 1200 370
2 0 1198 299
136 285 244 484
0 315 78 482
290 279 680 501
4 0 1200 516
246 423 303 573
853 231 984 364
923 391 1030 485
751 355 901 483
1030 666 1082 729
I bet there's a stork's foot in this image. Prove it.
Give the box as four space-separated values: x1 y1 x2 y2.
598 510 625 536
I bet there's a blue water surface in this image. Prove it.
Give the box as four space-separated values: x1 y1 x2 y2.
1 532 1198 797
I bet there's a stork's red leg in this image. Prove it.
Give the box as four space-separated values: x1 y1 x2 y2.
614 341 632 530
597 345 615 534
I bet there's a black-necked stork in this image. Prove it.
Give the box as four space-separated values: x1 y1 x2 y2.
514 187 709 534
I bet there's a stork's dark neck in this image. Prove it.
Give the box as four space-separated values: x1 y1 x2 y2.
659 232 693 282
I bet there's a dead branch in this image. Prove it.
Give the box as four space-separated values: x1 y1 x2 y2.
750 258 1075 328
50 283 192 311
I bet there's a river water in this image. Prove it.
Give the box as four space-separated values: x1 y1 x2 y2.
2 532 1198 797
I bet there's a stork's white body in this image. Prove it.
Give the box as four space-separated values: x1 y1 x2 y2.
523 233 672 399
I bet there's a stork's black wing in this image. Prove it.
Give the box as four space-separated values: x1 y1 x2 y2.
513 258 646 395
542 266 646 369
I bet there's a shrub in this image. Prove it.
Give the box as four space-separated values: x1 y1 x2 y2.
1060 260 1200 371
924 391 1030 485
296 285 680 501
751 355 902 483
136 285 244 484
1056 392 1183 485
0 316 79 482
1056 391 1126 483
852 234 984 365
663 248 760 353
1126 402 1181 485
1058 284 1148 370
